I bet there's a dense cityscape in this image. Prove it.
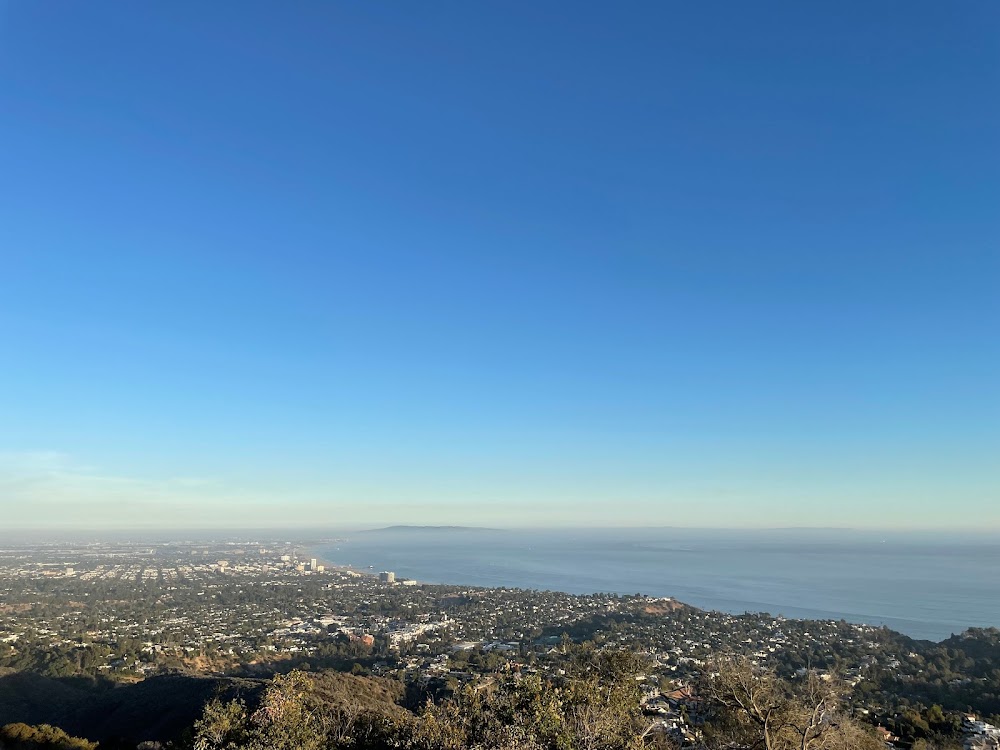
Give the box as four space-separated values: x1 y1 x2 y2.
1 538 998 749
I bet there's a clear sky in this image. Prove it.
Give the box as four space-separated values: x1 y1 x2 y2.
1 2 997 530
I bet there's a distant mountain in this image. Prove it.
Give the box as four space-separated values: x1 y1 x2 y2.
364 525 504 533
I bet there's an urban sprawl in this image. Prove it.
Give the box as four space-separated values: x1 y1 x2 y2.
1 539 998 749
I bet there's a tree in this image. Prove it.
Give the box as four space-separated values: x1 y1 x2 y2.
190 670 403 750
701 656 882 750
408 651 671 750
247 671 327 750
0 723 97 750
192 671 326 750
192 697 250 750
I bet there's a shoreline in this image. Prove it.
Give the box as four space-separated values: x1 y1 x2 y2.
309 540 993 644
300 543 375 580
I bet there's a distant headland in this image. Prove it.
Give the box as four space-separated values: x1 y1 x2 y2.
361 525 505 533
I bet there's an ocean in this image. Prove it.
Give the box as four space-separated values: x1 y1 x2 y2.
316 527 1000 642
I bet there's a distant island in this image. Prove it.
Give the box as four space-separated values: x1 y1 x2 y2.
362 525 505 533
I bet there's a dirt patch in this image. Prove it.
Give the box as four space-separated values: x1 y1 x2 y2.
642 600 686 615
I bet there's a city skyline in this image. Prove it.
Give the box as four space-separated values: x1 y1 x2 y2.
2 2 997 530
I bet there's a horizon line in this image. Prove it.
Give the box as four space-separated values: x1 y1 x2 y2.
2 524 999 536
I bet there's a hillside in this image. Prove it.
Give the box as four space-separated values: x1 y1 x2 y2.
0 671 405 748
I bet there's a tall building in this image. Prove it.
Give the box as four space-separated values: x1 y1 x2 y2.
379 571 395 583
310 558 318 571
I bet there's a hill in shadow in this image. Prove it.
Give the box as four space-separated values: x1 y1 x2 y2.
0 670 408 748
0 672 257 747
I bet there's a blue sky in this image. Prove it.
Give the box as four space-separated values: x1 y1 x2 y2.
1 2 997 529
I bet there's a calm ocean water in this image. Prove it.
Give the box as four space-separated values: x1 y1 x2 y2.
317 528 1000 642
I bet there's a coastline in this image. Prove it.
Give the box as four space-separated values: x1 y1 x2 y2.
309 529 1000 642
313 544 961 647
301 543 375 580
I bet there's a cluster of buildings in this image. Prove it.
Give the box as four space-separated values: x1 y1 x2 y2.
0 541 343 583
379 571 418 586
0 542 905 687
964 716 1000 750
2 538 997 749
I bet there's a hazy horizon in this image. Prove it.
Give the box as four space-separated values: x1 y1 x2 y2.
3 524 1000 539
